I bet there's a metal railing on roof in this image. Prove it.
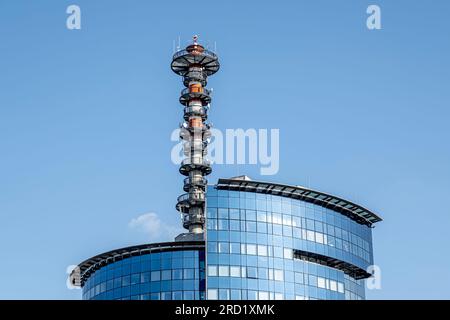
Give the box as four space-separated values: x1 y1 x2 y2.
216 178 382 227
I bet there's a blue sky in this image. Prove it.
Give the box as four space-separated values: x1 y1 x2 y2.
0 0 449 299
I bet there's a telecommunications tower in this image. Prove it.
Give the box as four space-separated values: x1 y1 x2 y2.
171 35 220 238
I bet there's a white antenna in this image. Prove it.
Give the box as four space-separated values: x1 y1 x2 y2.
177 36 181 51
214 41 217 52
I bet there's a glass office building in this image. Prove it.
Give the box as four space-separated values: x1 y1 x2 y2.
71 40 382 300
206 178 381 300
71 177 381 300
75 241 206 300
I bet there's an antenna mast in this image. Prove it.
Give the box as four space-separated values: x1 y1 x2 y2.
170 36 220 236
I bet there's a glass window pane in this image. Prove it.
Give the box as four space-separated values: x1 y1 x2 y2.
230 220 240 231
218 219 229 230
219 289 230 300
172 269 183 280
273 214 282 224
218 208 229 219
230 289 241 299
257 211 267 222
248 290 258 300
208 241 218 253
258 268 268 279
131 273 140 285
246 221 257 232
273 246 283 258
207 289 218 300
247 267 257 279
283 215 292 226
141 272 150 283
161 270 171 280
257 222 267 233
307 230 315 242
330 280 337 291
184 269 194 280
219 266 229 277
317 277 326 288
316 232 324 244
259 291 269 300
208 265 217 276
246 210 256 221
258 245 268 256
219 242 230 253
274 270 284 281
247 244 257 255
295 272 303 284
207 208 217 218
284 248 293 259
230 242 240 254
229 209 240 219
230 266 240 277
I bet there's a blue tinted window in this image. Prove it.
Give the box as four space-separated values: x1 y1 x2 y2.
205 189 372 301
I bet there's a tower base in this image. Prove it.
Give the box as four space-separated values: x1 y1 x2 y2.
175 232 205 242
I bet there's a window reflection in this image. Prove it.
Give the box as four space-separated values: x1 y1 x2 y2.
205 187 371 300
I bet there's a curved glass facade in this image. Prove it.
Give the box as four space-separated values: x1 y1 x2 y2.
205 186 372 300
81 249 205 300
76 180 379 301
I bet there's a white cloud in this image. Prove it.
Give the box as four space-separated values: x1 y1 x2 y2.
128 212 181 241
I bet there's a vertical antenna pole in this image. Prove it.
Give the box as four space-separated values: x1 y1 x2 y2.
171 36 220 235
